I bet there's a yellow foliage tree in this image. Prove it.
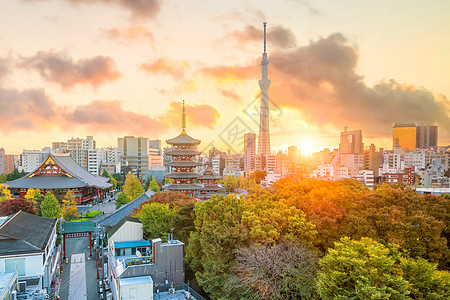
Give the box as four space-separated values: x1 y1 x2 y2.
123 173 144 201
0 184 12 202
61 190 78 221
24 188 41 210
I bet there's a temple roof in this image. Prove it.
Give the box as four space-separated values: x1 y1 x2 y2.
165 183 204 191
165 172 200 179
0 211 57 255
8 153 112 189
202 185 224 191
199 167 222 180
164 149 201 156
166 132 201 145
165 161 202 167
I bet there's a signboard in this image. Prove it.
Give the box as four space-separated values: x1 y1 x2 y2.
65 232 90 238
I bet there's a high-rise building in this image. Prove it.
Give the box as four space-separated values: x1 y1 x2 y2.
67 136 96 170
118 136 149 179
244 133 256 174
257 22 271 157
339 128 363 154
363 144 383 177
393 121 438 150
288 146 298 162
149 139 163 169
19 149 49 172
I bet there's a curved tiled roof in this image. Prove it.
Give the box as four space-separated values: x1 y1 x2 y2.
166 132 200 145
164 149 200 156
7 153 112 189
165 161 202 167
165 183 204 191
165 172 200 179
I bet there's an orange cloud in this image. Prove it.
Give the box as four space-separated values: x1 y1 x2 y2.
20 51 120 89
140 57 190 80
159 102 220 129
218 89 241 102
104 25 154 45
199 64 257 84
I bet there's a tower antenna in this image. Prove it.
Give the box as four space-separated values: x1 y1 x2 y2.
263 22 267 53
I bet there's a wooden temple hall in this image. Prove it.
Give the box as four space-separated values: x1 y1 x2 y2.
8 153 112 205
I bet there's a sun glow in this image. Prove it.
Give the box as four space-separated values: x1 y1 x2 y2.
299 137 316 156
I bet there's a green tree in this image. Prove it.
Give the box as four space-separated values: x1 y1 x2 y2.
123 173 143 201
108 175 118 190
40 192 61 218
224 175 236 193
317 237 410 300
0 173 7 183
169 202 195 245
61 191 78 221
101 170 109 178
186 194 249 299
115 192 129 209
148 177 160 193
135 202 175 239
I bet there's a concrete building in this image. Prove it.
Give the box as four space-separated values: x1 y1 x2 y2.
339 128 363 154
392 121 438 150
67 136 96 170
19 149 49 173
107 217 185 300
118 136 149 180
244 133 256 174
0 211 60 296
0 272 18 300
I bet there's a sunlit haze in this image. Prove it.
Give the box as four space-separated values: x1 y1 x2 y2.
1 0 449 154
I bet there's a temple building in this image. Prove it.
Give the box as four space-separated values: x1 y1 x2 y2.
198 167 223 200
7 153 112 205
164 101 203 197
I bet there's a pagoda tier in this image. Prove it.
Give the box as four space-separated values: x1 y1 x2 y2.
198 167 223 199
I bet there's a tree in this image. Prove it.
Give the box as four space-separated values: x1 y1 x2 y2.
186 194 249 299
123 173 144 201
40 192 61 218
6 168 26 181
0 184 12 202
317 237 410 299
0 198 36 216
148 177 160 193
224 175 236 193
0 173 7 183
249 170 266 184
169 202 195 245
101 170 109 178
115 192 129 209
227 240 318 299
24 188 41 211
135 202 175 239
61 191 78 221
108 175 118 190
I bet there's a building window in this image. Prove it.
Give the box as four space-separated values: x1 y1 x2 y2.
5 258 26 276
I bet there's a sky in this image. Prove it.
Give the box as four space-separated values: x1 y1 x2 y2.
1 0 449 155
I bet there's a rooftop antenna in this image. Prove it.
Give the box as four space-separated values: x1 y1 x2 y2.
263 22 267 53
181 100 186 134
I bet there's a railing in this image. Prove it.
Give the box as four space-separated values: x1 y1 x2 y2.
154 283 206 300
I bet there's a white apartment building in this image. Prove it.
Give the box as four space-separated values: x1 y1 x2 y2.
19 150 49 172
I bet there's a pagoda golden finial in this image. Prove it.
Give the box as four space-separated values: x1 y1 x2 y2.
181 100 187 134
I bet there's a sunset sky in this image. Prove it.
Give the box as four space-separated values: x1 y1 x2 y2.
1 0 449 155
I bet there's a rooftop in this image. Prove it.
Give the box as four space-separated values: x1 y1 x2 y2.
0 211 57 255
0 273 17 298
114 240 151 249
166 132 201 145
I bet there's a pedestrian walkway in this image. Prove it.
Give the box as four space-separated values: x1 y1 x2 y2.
68 253 87 300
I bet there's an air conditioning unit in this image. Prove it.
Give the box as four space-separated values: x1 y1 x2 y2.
168 288 175 295
18 282 27 293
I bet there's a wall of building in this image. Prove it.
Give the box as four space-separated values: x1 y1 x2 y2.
109 222 143 243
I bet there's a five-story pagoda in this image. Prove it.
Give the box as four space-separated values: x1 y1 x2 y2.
164 101 203 197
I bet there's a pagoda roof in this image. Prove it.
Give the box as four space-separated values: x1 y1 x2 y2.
0 211 57 255
202 185 224 191
166 132 201 145
199 167 222 180
8 153 112 189
164 149 201 156
165 183 204 191
165 161 203 167
165 172 200 179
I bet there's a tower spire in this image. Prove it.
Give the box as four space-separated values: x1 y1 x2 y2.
263 22 267 53
181 100 187 134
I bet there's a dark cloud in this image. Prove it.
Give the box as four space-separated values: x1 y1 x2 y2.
231 25 297 49
0 57 10 81
268 33 450 135
20 51 120 89
0 88 55 130
26 0 161 19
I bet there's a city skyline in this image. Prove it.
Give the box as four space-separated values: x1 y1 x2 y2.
1 0 450 154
